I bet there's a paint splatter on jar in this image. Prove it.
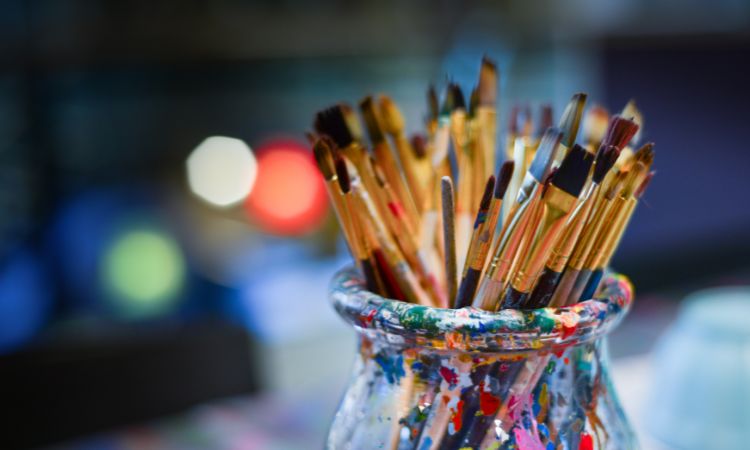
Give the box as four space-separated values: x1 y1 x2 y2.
327 267 638 450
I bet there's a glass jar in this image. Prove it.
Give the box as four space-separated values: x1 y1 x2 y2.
327 267 637 450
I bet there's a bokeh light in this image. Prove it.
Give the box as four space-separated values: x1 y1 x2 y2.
0 248 51 354
245 139 328 236
187 136 258 207
102 228 186 319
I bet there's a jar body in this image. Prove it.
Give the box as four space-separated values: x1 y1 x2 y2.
327 336 636 449
327 268 637 449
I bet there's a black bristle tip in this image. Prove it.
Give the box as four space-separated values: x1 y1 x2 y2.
592 145 621 184
314 105 354 149
479 176 495 210
428 84 439 120
495 160 515 199
528 127 563 183
334 157 351 194
469 87 479 117
450 83 466 110
551 144 594 197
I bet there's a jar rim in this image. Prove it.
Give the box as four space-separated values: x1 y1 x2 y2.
330 267 634 352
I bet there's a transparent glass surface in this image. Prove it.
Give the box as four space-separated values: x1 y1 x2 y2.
327 267 637 450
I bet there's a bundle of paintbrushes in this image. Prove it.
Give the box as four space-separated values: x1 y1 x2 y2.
312 57 654 313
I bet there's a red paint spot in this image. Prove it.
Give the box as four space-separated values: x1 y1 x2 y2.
479 385 501 416
450 399 465 433
387 202 404 218
499 363 509 372
579 432 593 450
561 323 577 338
564 357 570 365
362 309 376 326
439 366 458 385
554 349 565 358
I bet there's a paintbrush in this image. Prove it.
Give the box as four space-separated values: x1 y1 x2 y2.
454 162 514 308
473 128 563 311
331 155 390 296
448 84 475 275
499 144 594 309
336 157 433 306
578 159 651 301
555 171 627 305
552 93 587 166
538 104 554 139
379 95 426 213
367 155 445 306
621 99 643 147
582 105 610 151
441 176 458 305
528 145 620 308
360 96 421 231
476 56 498 181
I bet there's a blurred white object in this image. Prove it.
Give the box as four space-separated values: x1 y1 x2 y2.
646 286 750 450
187 136 257 207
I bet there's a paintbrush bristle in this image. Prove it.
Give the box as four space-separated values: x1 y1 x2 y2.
621 99 644 145
313 137 336 181
478 56 498 107
602 115 639 150
411 134 427 159
427 84 439 123
378 95 405 135
592 145 621 184
582 105 610 146
450 83 466 111
558 92 588 148
528 127 564 183
551 144 594 197
469 86 479 118
479 175 495 210
440 84 455 117
315 105 356 149
508 105 520 135
334 156 351 194
359 96 385 144
633 142 655 167
539 104 554 136
635 171 655 198
495 160 515 199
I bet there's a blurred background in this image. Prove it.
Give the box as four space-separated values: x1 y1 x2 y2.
1 1 749 449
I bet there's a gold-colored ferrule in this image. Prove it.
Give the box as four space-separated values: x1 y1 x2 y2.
546 184 599 272
510 185 578 293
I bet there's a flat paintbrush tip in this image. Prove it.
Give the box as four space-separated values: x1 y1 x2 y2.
528 127 563 183
378 95 405 135
592 145 621 184
551 144 594 197
334 156 351 194
558 92 588 148
314 104 355 149
450 83 466 111
603 115 639 150
479 175 495 211
313 137 336 180
495 160 515 199
359 95 385 144
478 56 498 106
634 142 655 166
